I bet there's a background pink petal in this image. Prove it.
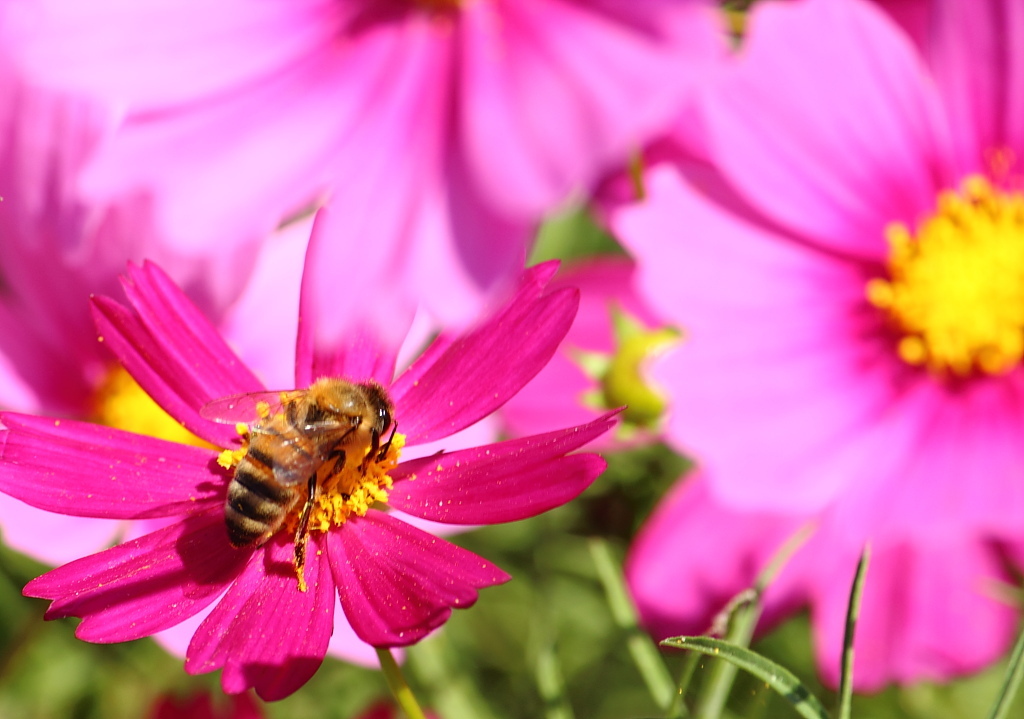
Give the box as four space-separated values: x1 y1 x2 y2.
328 510 509 647
388 413 615 524
625 475 807 641
832 373 1024 541
25 512 250 642
75 40 388 251
701 0 950 258
186 532 335 701
390 262 577 445
217 217 308 391
4 0 341 108
877 0 1024 172
458 0 723 216
0 412 223 518
614 167 919 514
806 534 1018 690
0 495 123 565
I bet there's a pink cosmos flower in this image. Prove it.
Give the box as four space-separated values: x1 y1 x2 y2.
613 0 1024 545
0 258 614 700
1 0 724 339
611 0 1024 687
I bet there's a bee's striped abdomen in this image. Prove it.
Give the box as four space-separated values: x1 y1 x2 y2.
224 438 300 547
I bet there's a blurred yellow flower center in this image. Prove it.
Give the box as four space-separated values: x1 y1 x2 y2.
93 365 212 448
866 176 1024 377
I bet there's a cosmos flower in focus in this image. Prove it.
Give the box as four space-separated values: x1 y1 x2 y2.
611 0 1024 686
0 257 614 700
1 0 725 340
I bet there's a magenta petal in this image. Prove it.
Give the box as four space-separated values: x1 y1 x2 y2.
328 510 509 647
92 262 264 447
0 412 222 518
390 262 578 444
388 413 616 524
295 210 410 387
186 532 335 701
25 512 250 642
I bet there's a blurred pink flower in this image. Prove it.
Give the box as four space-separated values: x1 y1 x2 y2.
627 474 1019 690
613 0 1024 542
0 49 266 565
0 259 614 699
2 0 724 336
612 0 1024 687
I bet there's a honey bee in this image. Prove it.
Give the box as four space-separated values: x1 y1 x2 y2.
202 378 395 573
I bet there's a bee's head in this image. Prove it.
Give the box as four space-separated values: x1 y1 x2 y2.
360 381 394 435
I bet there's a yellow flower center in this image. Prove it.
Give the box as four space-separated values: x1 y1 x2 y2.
307 432 405 532
92 365 212 448
866 176 1024 377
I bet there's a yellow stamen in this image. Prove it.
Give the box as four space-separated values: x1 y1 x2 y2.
92 365 212 448
867 175 1024 377
308 433 405 532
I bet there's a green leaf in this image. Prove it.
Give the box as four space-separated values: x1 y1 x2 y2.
660 636 831 719
986 620 1024 719
836 545 871 719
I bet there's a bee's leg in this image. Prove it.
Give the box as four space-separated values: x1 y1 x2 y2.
292 473 317 591
360 429 381 475
377 422 398 461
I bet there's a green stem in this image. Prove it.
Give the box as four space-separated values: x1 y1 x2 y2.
589 538 676 711
377 647 428 719
987 618 1024 719
836 545 871 719
536 643 575 719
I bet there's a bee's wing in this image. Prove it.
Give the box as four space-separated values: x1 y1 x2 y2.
268 421 358 485
200 390 304 425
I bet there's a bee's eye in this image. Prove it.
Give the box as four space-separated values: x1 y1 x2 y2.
379 408 392 430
